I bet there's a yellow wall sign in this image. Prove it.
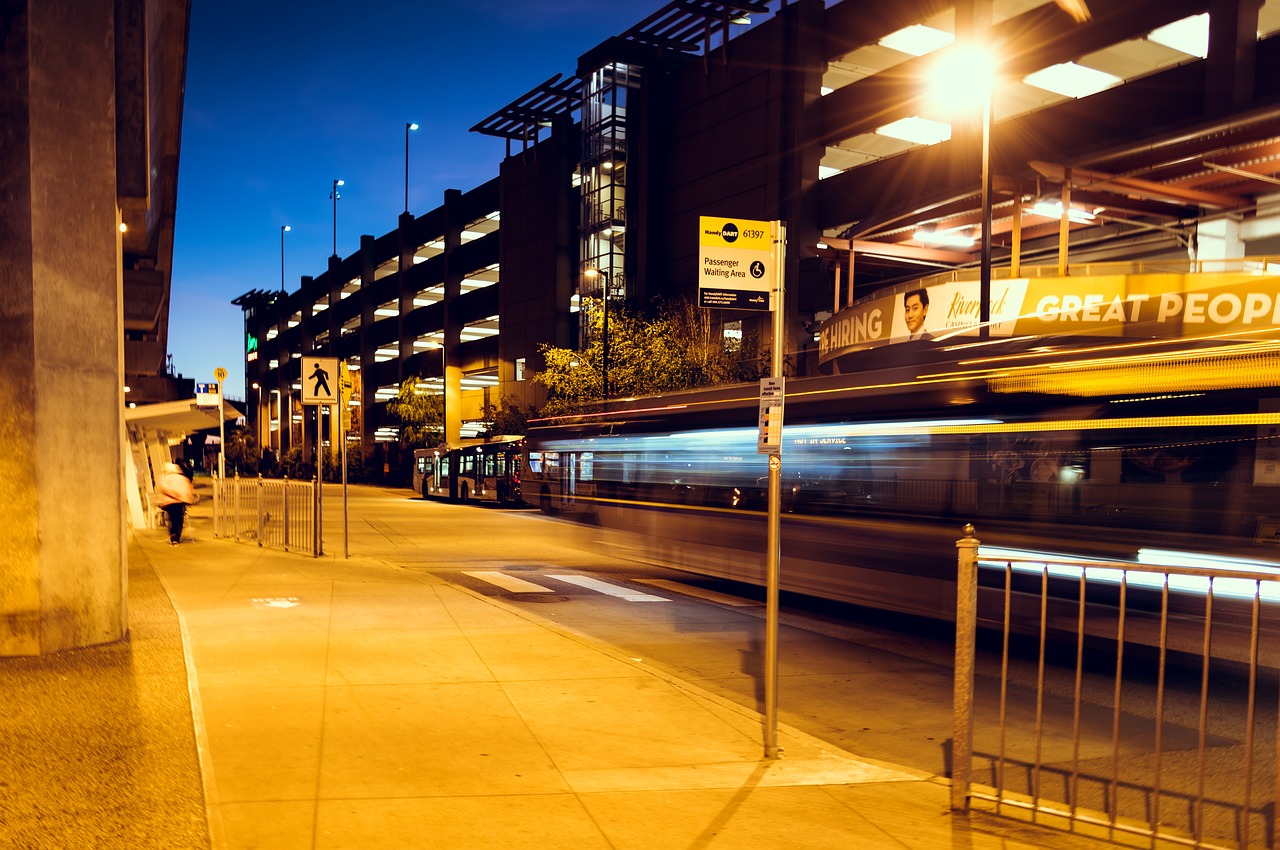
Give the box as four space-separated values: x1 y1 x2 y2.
818 271 1280 365
698 216 777 311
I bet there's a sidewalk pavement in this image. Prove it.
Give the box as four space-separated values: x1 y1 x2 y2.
2 487 1128 849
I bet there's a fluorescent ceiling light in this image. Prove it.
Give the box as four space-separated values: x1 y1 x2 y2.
1148 13 1209 58
875 116 951 146
915 229 975 248
818 165 843 180
1023 62 1121 98
1029 201 1097 223
879 24 953 57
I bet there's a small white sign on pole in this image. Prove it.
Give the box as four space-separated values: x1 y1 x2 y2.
195 382 220 408
757 376 785 455
302 357 339 405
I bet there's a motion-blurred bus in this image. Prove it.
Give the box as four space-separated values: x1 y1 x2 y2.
522 336 1280 661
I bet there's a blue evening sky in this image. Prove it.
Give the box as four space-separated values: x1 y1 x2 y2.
170 0 678 398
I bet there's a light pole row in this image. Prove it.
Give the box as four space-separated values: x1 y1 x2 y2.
277 120 418 279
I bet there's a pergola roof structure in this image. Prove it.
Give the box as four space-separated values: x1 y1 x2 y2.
470 1 771 146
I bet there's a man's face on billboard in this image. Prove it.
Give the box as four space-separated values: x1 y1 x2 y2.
904 294 927 333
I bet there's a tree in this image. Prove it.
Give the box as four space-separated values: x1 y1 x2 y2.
534 295 764 414
481 394 533 438
223 424 261 475
385 378 445 448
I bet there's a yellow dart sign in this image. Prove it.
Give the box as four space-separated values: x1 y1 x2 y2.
698 216 778 311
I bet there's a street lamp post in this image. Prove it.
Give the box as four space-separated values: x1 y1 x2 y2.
930 45 996 339
586 268 610 399
330 178 344 257
280 224 290 293
405 122 419 214
602 271 610 400
979 87 993 340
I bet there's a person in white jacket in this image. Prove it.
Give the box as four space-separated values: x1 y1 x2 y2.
154 462 196 545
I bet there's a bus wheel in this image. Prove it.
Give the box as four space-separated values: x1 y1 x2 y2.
539 486 554 515
458 483 469 503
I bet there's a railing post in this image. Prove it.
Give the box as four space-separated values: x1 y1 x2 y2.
232 472 241 542
312 475 321 557
953 522 981 812
282 474 290 552
256 475 265 547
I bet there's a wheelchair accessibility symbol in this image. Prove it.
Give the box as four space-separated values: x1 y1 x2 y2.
749 260 766 278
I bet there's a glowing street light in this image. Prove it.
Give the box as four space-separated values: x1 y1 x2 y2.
330 179 344 258
280 224 290 293
405 122 419 215
930 44 997 338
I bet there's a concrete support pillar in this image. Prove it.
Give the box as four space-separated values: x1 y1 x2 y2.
1205 0 1263 114
0 0 129 654
442 189 464 446
1196 218 1245 266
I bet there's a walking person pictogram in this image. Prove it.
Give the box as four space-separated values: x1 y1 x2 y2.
309 362 331 397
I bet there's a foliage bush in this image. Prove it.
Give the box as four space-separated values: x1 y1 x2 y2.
535 294 765 415
385 379 445 448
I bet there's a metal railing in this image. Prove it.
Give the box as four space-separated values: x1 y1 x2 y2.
213 474 321 556
953 524 1280 849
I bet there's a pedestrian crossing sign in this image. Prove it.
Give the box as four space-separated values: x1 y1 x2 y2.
302 357 339 405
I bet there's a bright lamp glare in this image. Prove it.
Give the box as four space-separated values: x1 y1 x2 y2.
928 45 995 114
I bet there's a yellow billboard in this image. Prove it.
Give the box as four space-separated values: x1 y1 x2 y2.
818 272 1280 365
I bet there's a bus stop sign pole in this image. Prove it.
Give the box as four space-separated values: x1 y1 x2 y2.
762 222 786 758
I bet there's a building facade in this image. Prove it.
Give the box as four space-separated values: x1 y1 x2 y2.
239 0 1280 478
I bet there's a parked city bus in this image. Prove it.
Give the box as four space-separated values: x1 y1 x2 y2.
413 437 525 506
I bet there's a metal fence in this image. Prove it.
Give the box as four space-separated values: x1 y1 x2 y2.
213 475 321 556
953 524 1280 849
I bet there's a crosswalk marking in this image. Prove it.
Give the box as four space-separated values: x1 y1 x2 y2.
462 570 673 602
463 571 554 593
547 575 670 602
